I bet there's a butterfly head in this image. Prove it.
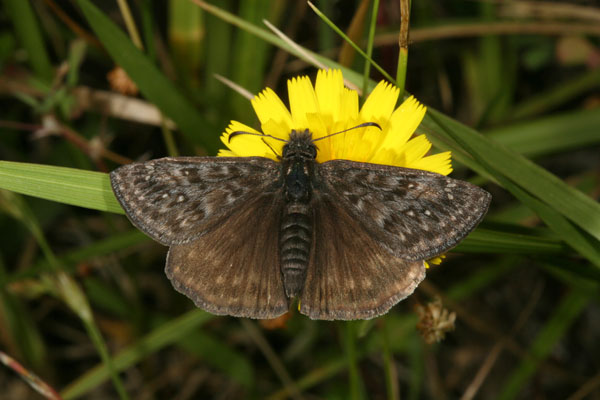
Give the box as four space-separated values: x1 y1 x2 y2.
282 130 318 161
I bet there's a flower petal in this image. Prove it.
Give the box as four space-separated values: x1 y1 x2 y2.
318 85 360 160
400 135 432 166
251 87 292 138
217 149 236 157
288 75 319 130
315 69 343 127
359 81 399 127
425 254 446 268
260 119 289 157
221 121 273 158
379 96 426 152
410 151 453 175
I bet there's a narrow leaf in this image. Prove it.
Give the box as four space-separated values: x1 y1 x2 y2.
0 161 122 214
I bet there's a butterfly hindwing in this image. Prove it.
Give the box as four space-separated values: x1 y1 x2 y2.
299 190 426 320
165 190 289 319
317 160 491 261
110 157 281 245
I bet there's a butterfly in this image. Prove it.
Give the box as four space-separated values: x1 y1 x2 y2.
110 128 491 320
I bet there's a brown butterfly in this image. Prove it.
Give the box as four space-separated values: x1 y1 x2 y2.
110 128 490 320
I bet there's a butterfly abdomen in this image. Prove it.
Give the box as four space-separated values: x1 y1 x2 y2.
280 153 314 299
280 202 312 298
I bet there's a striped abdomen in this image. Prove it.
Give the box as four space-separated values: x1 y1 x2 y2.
280 202 312 298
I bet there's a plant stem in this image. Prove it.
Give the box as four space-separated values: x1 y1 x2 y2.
396 0 411 97
362 0 380 97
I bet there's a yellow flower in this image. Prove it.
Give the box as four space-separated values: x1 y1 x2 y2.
218 69 452 176
425 255 446 269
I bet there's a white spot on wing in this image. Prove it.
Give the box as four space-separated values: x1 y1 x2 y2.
356 199 365 212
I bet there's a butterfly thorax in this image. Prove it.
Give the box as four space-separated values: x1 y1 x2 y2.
279 130 317 298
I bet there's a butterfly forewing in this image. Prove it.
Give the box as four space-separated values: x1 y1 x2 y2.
317 160 491 261
166 191 289 319
110 157 281 245
299 191 426 320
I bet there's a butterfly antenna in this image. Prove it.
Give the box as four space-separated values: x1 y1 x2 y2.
261 138 282 159
312 122 381 142
228 130 288 143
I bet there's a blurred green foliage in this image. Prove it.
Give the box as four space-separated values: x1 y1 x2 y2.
0 0 599 399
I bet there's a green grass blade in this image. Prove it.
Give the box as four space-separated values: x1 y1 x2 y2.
229 1 280 122
138 0 158 60
0 161 122 214
0 257 48 371
363 0 380 97
446 257 519 301
179 331 255 388
78 311 130 400
343 321 366 400
4 0 53 81
8 230 147 283
486 108 600 158
307 1 394 85
168 0 204 82
204 0 233 101
379 318 400 400
61 310 214 399
267 357 348 400
406 333 424 400
497 290 590 400
510 68 600 121
455 228 567 255
73 0 220 153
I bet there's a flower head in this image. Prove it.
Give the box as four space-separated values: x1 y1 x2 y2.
219 69 451 176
